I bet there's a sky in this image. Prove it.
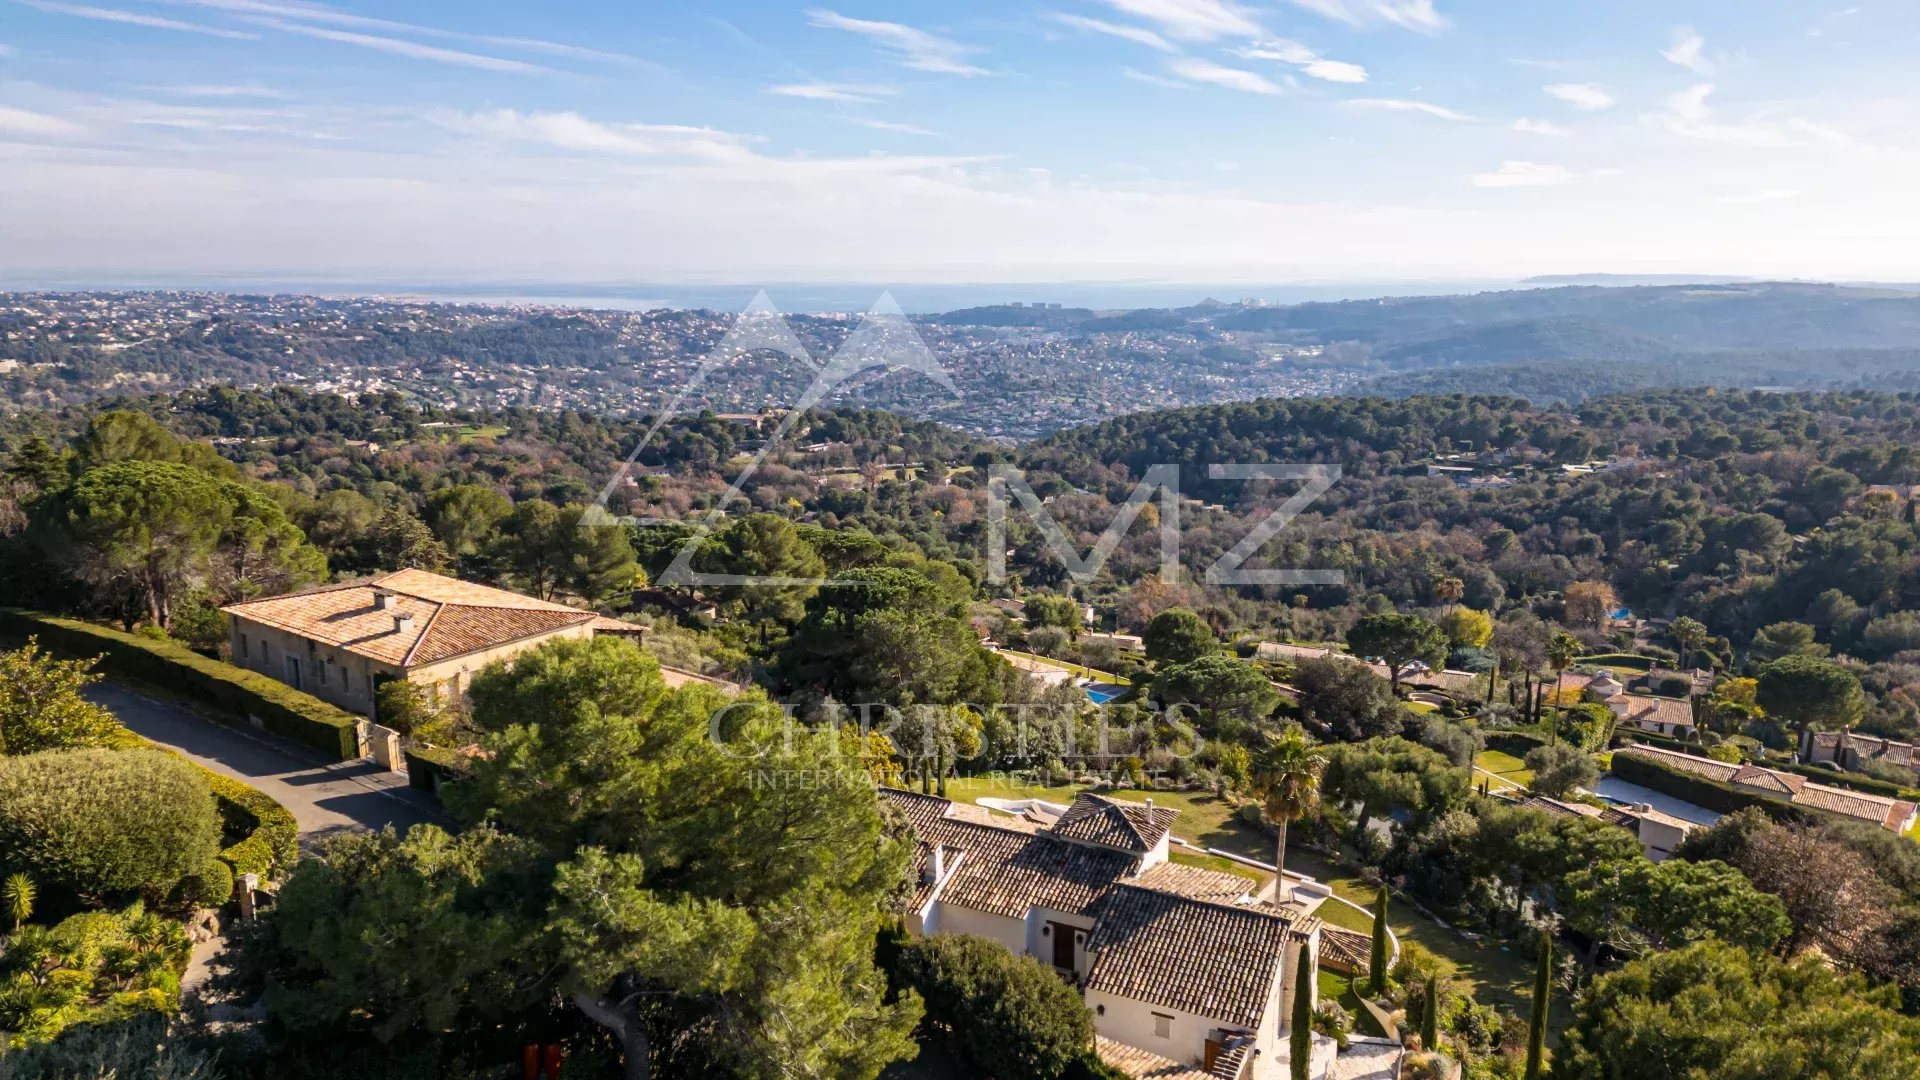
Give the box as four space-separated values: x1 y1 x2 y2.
2 0 1918 286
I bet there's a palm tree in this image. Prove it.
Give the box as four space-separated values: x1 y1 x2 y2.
2 872 33 932
1253 727 1328 894
1546 631 1582 745
1668 616 1707 671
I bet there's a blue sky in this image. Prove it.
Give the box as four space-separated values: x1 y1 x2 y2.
2 0 1917 284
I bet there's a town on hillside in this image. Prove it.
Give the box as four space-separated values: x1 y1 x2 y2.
5 383 1920 1080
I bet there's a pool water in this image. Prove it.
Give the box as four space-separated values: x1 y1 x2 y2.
1085 684 1126 704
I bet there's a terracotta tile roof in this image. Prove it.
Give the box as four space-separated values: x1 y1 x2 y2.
1618 693 1696 730
1130 861 1256 905
882 789 1138 919
1094 1036 1214 1080
223 569 602 670
1619 744 1917 830
1731 765 1804 796
1084 884 1296 1031
1318 925 1372 974
1050 793 1179 853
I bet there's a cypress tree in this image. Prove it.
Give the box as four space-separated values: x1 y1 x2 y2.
1420 976 1440 1052
1366 885 1390 996
1525 930 1552 1080
1291 942 1314 1080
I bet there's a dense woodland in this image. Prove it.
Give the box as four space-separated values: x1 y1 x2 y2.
5 384 1920 1078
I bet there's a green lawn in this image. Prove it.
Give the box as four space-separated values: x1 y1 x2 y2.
1475 750 1533 792
455 424 508 442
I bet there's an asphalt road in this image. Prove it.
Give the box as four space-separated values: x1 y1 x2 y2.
88 682 446 849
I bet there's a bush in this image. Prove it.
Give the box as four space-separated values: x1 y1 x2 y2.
404 744 468 796
171 857 234 908
895 934 1094 1080
0 1014 220 1080
1526 743 1598 797
200 768 298 879
1578 653 1656 672
0 748 221 900
1485 730 1550 757
0 609 360 760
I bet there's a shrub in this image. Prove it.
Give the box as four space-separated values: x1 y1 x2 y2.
200 766 299 879
0 638 123 755
0 610 360 760
0 748 220 900
895 933 1094 1080
0 1014 220 1080
171 857 234 908
1526 744 1599 798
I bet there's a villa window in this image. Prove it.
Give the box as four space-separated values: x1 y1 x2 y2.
238 634 249 660
1153 1013 1172 1038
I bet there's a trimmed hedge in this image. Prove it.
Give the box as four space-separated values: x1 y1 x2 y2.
1610 729 1695 755
1486 730 1551 757
403 744 467 796
202 766 299 879
1578 653 1656 672
0 609 359 760
1609 751 1808 824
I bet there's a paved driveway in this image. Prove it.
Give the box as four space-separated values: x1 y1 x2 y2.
88 682 446 849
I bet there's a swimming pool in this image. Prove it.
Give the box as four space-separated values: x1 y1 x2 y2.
1084 683 1126 704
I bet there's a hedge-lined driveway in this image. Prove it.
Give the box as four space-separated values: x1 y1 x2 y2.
89 682 444 849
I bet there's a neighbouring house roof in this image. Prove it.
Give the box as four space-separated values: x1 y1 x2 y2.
1051 793 1179 853
1094 1036 1214 1080
1811 730 1918 768
1617 693 1696 729
1084 884 1307 1031
1129 861 1256 905
1619 744 1918 830
1318 924 1373 973
222 568 607 669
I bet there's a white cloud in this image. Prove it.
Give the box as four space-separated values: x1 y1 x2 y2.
1238 38 1368 83
1654 83 1848 148
1048 13 1174 52
1718 189 1801 204
1121 66 1190 89
253 18 552 72
1283 0 1446 33
152 84 285 98
806 10 986 76
1545 83 1614 111
0 105 87 138
1097 0 1261 42
1512 117 1570 136
1472 161 1575 187
1346 97 1473 121
1167 57 1285 95
429 110 757 162
766 82 895 103
1660 27 1713 74
847 117 938 136
163 0 641 66
20 0 259 39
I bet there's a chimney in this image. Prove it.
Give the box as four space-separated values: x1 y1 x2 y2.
393 613 415 635
926 843 946 885
373 590 395 611
1144 797 1154 815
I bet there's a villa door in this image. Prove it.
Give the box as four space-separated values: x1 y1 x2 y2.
284 655 302 690
1049 922 1076 971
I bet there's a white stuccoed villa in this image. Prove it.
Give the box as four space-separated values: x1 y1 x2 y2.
884 788 1336 1080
